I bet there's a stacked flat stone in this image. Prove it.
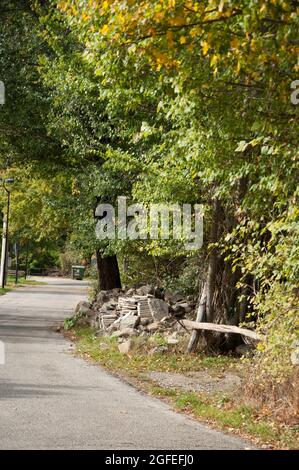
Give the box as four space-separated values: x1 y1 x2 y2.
136 295 154 320
99 301 118 330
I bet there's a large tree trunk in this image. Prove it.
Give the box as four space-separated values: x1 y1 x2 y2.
204 199 222 350
186 282 207 352
187 199 221 353
96 250 121 290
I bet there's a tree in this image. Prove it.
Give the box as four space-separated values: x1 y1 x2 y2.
57 0 298 362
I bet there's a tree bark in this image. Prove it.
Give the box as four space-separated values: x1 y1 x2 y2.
186 282 207 352
204 199 223 350
96 250 121 290
206 199 221 322
186 200 222 352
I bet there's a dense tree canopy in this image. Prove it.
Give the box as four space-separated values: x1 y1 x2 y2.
0 1 298 400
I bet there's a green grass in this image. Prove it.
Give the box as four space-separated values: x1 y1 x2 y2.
174 392 277 442
0 275 46 295
73 327 235 374
0 286 11 295
68 326 299 449
149 386 298 447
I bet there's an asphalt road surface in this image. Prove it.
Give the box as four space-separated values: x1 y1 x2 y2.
0 277 253 449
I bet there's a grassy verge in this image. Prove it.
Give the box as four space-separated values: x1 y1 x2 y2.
0 275 46 295
66 326 299 449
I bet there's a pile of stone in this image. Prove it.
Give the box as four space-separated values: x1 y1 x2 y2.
73 285 196 352
98 294 170 333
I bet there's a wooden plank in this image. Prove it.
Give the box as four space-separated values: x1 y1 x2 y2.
181 319 263 341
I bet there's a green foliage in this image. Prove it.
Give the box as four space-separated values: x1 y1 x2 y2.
64 312 83 331
1 0 298 397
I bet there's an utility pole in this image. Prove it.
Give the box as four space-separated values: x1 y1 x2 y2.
24 241 29 280
15 241 19 284
0 216 7 288
0 178 14 289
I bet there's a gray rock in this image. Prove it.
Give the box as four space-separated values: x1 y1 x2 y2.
75 301 93 316
106 323 119 333
148 298 169 321
149 345 169 355
145 321 161 332
112 328 137 338
118 339 132 354
140 318 151 326
136 285 154 296
126 288 135 296
186 295 195 302
164 290 184 305
89 318 99 329
119 314 139 329
291 349 299 365
164 332 179 345
175 302 192 313
235 344 253 357
96 291 109 304
76 316 90 327
172 304 186 316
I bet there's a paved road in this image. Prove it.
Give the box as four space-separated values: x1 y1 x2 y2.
0 278 252 449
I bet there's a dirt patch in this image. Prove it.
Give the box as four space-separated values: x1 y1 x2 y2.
146 370 241 394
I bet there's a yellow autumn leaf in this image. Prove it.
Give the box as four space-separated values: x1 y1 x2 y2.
210 55 218 67
230 38 239 49
179 36 187 45
102 0 109 12
259 3 267 13
169 16 186 26
250 39 258 52
82 13 90 22
190 26 201 38
201 40 210 56
101 24 109 35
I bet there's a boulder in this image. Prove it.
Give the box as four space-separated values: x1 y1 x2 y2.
164 290 184 305
149 345 169 355
112 328 137 338
291 349 299 366
175 302 192 314
119 314 139 329
118 339 132 354
126 288 136 296
140 318 151 327
172 304 186 317
235 344 253 357
76 316 90 327
96 291 109 304
148 298 169 321
106 322 119 333
164 332 179 345
135 285 154 296
145 321 161 332
75 301 93 317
